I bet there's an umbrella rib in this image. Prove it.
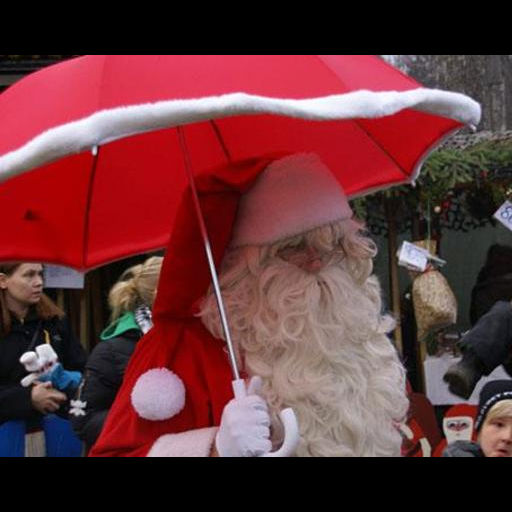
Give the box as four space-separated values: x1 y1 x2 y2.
315 55 413 180
80 56 107 270
351 118 410 179
209 120 232 162
82 147 100 269
177 126 240 381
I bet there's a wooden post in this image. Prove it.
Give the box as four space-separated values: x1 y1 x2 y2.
56 289 65 311
416 330 428 393
79 274 89 352
385 198 403 357
414 238 439 394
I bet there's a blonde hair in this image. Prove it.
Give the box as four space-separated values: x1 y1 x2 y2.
108 256 163 322
200 218 408 456
483 400 512 427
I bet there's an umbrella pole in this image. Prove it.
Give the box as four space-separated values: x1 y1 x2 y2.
177 127 301 456
176 126 241 383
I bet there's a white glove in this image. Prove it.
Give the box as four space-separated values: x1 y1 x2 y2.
215 376 272 457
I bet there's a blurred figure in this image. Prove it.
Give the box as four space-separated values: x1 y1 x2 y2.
443 243 512 399
470 244 512 325
0 262 86 456
443 300 512 399
443 380 512 457
70 256 163 453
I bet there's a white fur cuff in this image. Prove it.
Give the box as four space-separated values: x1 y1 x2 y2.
146 427 218 457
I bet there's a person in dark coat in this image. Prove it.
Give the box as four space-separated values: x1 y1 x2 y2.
0 262 86 455
70 256 163 452
469 244 512 325
443 244 512 399
443 379 512 457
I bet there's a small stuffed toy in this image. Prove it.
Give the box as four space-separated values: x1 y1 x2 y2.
432 403 478 456
19 344 82 393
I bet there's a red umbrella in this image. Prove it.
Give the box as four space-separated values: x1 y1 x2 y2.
0 55 481 457
0 55 480 271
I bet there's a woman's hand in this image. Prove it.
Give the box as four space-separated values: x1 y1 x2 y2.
30 381 67 414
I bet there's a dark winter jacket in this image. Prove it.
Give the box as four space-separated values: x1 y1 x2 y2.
442 440 484 457
70 314 142 451
470 244 512 325
459 300 512 376
0 308 86 426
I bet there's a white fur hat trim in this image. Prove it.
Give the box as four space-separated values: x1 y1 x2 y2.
131 368 186 421
230 153 352 247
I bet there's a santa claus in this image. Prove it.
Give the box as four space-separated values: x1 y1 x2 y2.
89 153 409 457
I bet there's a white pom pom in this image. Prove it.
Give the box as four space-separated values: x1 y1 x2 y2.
131 368 186 421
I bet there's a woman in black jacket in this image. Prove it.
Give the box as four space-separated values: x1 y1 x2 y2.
70 256 163 452
0 262 86 455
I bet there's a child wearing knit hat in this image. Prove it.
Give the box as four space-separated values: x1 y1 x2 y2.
443 379 512 457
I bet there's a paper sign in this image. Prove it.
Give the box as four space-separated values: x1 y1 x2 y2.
397 241 428 272
44 265 85 289
494 200 512 231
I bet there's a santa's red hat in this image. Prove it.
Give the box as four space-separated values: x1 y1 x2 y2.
152 155 278 322
231 153 353 247
153 152 352 321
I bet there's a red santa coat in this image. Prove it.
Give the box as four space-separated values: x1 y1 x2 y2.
89 319 233 456
90 155 281 457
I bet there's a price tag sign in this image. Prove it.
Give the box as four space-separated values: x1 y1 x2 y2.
397 241 428 272
494 200 512 232
44 265 85 289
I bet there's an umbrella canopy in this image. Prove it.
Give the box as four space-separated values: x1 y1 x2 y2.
0 55 480 270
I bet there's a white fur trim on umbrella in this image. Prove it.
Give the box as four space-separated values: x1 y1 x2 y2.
146 427 219 457
0 88 481 183
131 368 186 421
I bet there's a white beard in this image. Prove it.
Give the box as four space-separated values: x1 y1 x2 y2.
200 227 409 457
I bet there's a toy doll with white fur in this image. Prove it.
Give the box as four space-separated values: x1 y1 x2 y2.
20 344 82 393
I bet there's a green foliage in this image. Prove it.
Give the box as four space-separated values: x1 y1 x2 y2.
352 139 512 233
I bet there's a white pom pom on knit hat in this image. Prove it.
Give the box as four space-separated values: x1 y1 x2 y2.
230 153 353 248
